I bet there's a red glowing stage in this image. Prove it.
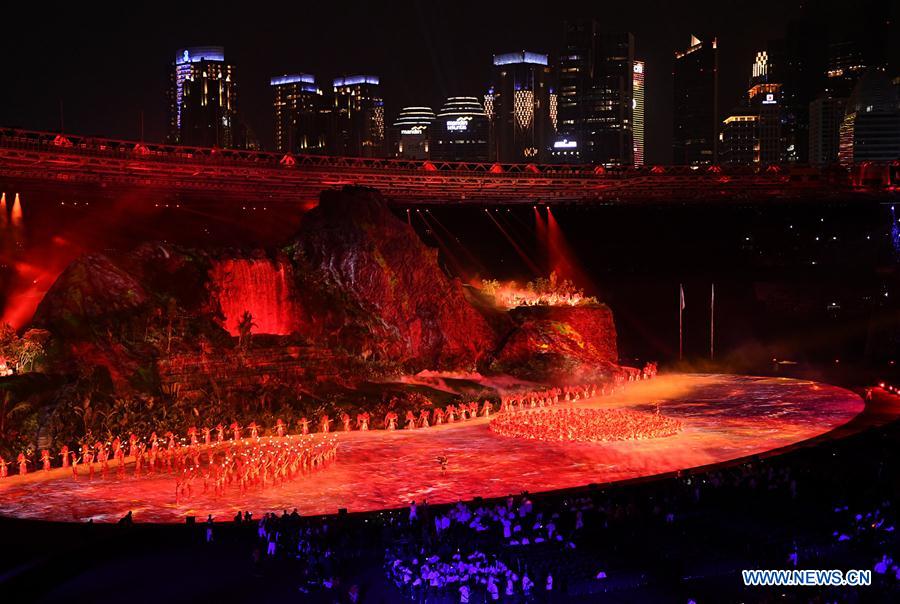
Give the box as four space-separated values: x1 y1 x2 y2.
0 374 864 523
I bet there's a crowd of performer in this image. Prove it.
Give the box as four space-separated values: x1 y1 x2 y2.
489 407 683 443
0 362 658 479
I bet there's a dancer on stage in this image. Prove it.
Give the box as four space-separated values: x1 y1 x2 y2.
481 400 493 418
69 450 80 479
298 417 310 435
18 452 28 475
275 418 286 437
59 445 70 468
320 414 332 434
341 412 352 432
41 449 51 472
385 411 398 431
0 456 8 478
356 412 370 431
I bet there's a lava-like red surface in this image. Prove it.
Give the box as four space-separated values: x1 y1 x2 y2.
0 374 863 523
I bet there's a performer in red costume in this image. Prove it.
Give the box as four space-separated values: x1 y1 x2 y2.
356 412 370 431
384 411 398 430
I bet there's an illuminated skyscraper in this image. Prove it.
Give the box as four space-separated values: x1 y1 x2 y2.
673 35 718 165
838 70 900 164
632 60 645 167
331 76 385 157
554 21 635 165
271 74 327 154
810 41 867 166
491 51 554 162
432 97 489 161
720 50 784 166
390 106 435 159
168 46 240 148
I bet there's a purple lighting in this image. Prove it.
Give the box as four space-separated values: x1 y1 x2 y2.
333 75 380 87
270 74 316 86
493 51 548 66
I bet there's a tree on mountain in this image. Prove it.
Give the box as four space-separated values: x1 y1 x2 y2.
237 311 257 352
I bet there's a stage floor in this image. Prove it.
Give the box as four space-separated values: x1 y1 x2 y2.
0 373 864 523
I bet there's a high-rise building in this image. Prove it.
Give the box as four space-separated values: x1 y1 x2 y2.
270 74 327 154
432 97 490 161
809 96 847 166
490 51 554 162
390 106 435 159
168 46 239 148
748 51 784 164
838 70 900 164
553 21 635 165
720 50 790 166
632 60 645 167
719 113 759 165
673 35 718 165
331 76 385 157
809 40 868 166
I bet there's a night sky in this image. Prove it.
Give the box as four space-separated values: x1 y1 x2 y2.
0 1 892 164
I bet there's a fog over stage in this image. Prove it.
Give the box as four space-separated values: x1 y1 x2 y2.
0 374 863 523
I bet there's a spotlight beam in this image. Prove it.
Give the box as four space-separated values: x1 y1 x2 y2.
484 209 541 275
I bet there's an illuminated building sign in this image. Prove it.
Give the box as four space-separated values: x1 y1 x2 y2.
493 51 549 66
553 139 578 149
446 117 471 131
762 93 776 105
401 127 426 135
633 62 644 74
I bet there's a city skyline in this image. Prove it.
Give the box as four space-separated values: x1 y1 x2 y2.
1 1 896 163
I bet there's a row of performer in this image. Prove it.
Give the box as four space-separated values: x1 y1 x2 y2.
0 363 658 477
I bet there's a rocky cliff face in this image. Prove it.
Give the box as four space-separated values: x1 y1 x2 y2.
290 188 496 370
34 254 150 332
490 304 619 383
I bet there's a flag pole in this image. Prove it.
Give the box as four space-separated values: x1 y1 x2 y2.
710 283 715 361
679 284 684 361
